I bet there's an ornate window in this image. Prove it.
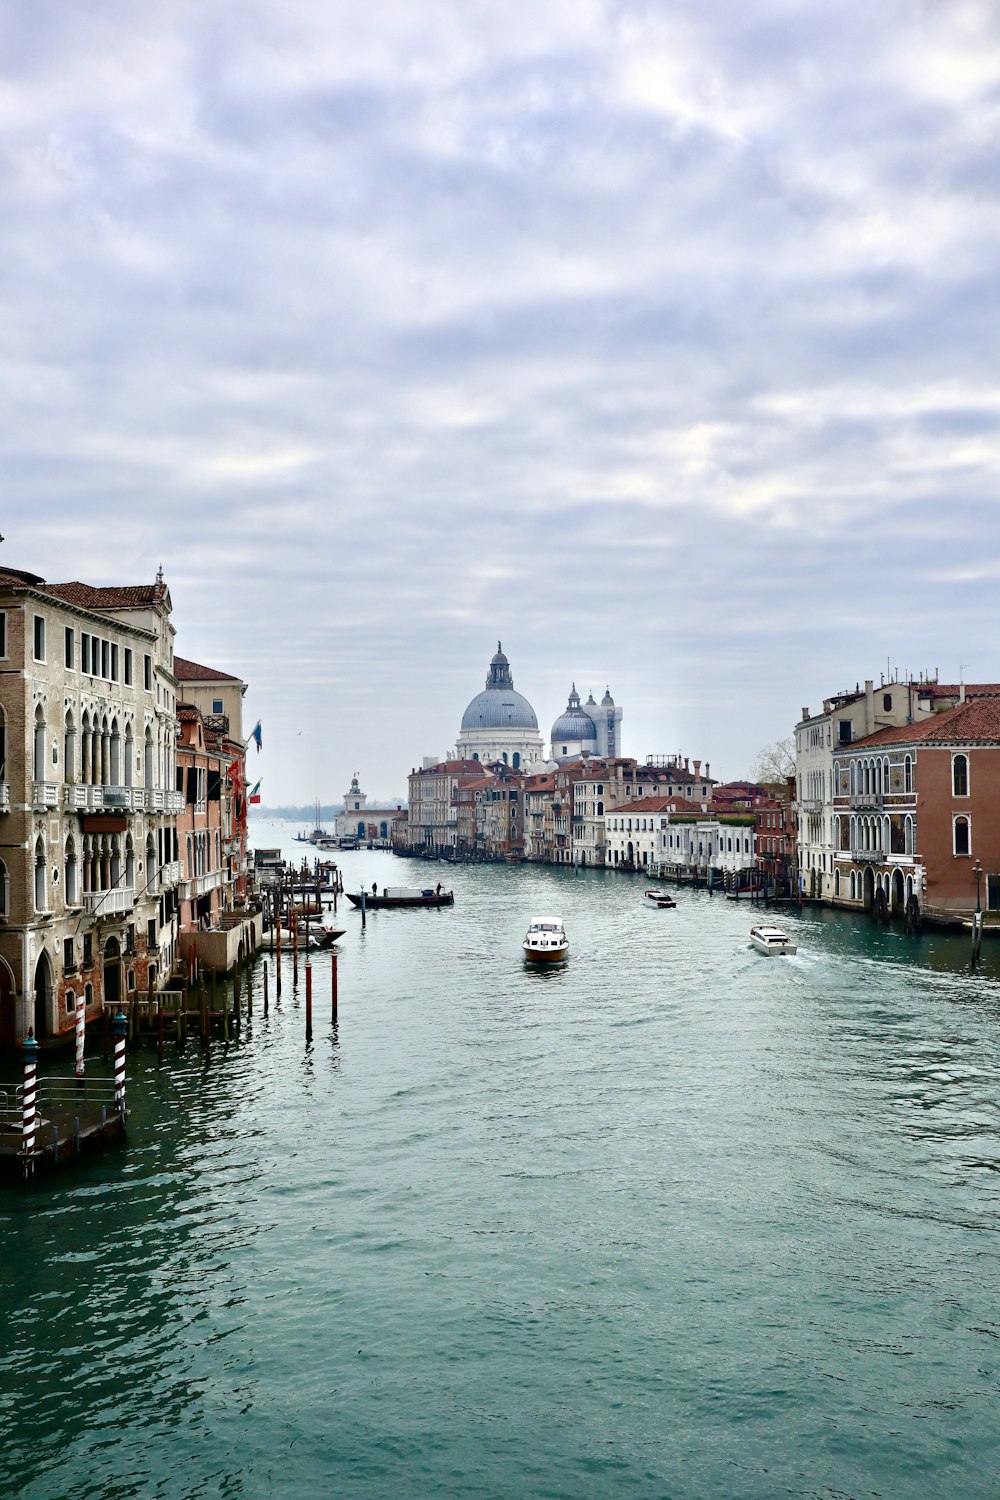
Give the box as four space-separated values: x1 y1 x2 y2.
952 754 969 797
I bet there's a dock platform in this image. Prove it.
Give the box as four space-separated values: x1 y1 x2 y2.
0 1077 125 1177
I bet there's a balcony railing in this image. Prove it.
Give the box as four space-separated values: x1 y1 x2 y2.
849 793 883 810
83 886 135 916
160 860 183 888
850 848 884 863
180 868 226 901
102 786 131 808
0 782 8 813
32 781 59 810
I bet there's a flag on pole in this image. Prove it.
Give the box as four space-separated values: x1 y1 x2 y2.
249 721 263 752
248 779 261 802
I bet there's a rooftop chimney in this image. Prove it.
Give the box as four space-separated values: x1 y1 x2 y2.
693 759 701 776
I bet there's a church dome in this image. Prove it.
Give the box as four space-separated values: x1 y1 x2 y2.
551 685 597 745
601 687 615 707
460 642 538 732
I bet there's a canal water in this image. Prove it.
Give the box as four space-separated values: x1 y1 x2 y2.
2 820 1000 1498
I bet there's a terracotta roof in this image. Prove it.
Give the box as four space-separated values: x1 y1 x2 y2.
851 696 1000 748
174 655 242 683
177 705 201 723
43 580 167 609
0 567 45 587
615 794 693 813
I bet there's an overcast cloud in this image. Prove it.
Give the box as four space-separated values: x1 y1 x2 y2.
3 0 999 801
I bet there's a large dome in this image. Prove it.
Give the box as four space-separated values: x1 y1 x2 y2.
460 642 538 732
551 684 597 746
461 689 538 731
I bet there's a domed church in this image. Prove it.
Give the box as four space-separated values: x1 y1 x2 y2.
551 685 623 764
454 644 544 769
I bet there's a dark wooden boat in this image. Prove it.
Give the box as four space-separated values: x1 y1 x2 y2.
346 886 454 909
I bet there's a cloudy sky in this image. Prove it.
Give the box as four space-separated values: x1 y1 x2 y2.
3 1 999 803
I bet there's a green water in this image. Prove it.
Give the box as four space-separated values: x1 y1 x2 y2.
3 822 1000 1498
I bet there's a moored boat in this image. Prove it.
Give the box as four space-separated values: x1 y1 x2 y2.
643 889 677 908
749 925 797 956
522 917 569 964
345 886 454 909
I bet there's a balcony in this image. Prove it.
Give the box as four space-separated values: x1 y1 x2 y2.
798 797 824 812
83 886 136 917
102 786 131 809
849 793 883 810
850 848 885 863
32 781 59 810
160 860 183 889
180 868 226 901
0 782 8 813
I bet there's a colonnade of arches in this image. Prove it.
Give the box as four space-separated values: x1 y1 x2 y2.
834 754 913 798
835 813 914 857
28 702 174 790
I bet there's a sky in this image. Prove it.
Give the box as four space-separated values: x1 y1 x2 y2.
3 0 1000 804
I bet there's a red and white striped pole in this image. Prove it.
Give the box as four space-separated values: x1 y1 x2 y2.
113 1010 127 1115
75 994 86 1079
21 1029 38 1175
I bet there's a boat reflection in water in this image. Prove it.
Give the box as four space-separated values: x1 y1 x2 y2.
522 917 569 964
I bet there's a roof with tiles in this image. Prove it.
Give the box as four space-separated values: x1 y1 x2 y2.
43 580 168 609
615 794 696 813
851 696 1000 748
0 567 45 588
174 655 242 683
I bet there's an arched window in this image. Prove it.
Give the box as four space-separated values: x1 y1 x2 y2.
124 722 134 787
34 836 47 911
512 753 520 769
953 754 969 797
125 836 135 891
64 710 76 784
110 718 121 786
850 871 857 900
144 726 154 789
904 755 912 794
99 715 110 786
904 815 914 856
834 869 840 897
954 816 970 857
33 705 46 782
65 836 78 905
596 801 603 817
146 835 156 890
110 835 121 889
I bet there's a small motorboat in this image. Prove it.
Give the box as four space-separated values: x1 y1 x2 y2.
643 889 677 909
261 926 340 952
345 887 454 909
749 925 797 956
522 918 569 964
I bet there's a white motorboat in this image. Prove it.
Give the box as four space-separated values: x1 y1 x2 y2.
522 917 569 964
643 889 677 909
749 925 797 956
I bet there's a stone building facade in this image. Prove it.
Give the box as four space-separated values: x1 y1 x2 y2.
0 567 182 1046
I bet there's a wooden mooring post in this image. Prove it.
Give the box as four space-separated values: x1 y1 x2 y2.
305 962 313 1042
331 949 338 1023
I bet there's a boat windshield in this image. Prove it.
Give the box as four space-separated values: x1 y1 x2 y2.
528 922 562 933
